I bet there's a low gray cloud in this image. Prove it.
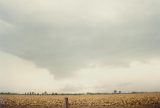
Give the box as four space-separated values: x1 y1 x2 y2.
0 0 160 78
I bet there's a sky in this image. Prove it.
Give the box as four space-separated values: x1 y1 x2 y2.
0 0 160 93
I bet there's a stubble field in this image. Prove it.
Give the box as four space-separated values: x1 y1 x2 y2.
0 93 160 108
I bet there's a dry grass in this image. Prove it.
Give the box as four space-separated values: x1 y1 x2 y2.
0 93 160 108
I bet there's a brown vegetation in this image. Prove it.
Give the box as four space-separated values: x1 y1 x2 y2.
0 93 160 108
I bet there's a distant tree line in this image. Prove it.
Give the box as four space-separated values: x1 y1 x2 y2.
0 92 85 95
113 90 122 94
24 91 59 95
0 92 19 95
0 90 147 95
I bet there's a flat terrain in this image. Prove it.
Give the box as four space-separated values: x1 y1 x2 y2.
0 93 160 108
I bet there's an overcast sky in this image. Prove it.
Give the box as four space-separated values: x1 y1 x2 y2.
0 0 160 93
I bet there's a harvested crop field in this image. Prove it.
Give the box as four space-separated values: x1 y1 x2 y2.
0 93 160 108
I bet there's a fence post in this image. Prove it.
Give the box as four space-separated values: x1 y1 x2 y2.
64 97 69 108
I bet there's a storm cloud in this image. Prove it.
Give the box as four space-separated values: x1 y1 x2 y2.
0 0 160 80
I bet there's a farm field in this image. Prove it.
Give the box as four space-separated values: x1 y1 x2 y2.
0 93 160 108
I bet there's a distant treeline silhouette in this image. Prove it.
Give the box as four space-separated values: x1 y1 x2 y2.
0 90 148 95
